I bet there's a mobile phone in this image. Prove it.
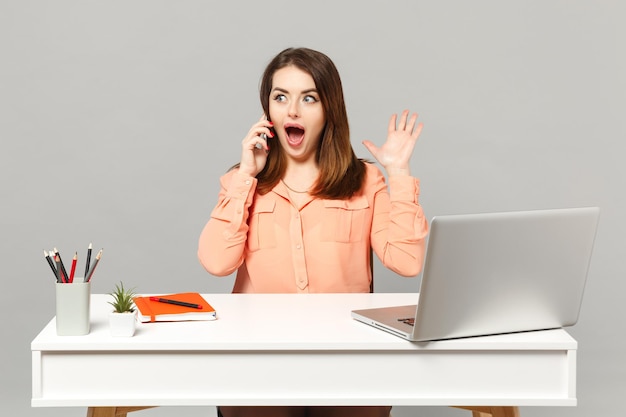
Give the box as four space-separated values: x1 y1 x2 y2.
255 119 274 149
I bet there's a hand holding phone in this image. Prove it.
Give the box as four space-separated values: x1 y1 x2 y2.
239 115 274 177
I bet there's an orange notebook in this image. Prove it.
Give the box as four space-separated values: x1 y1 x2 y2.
133 292 217 322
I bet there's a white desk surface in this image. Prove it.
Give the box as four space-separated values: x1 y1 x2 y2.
32 293 577 408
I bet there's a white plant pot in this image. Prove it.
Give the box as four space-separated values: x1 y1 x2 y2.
109 310 137 337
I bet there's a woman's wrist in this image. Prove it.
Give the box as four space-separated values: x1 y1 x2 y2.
238 166 257 178
385 166 411 177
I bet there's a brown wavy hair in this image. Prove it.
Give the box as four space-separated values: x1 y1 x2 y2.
255 47 366 199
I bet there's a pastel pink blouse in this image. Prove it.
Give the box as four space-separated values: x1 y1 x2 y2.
198 162 428 293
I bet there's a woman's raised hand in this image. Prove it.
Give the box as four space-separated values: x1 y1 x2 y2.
238 115 274 177
362 110 423 176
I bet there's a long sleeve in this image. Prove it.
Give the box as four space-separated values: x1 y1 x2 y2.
198 170 257 276
198 163 428 293
369 167 429 277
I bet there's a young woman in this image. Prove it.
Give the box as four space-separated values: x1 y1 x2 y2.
198 47 428 417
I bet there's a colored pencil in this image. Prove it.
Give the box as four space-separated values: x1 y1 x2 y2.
44 250 58 282
85 249 102 282
84 243 92 278
69 252 77 283
54 254 63 283
53 248 69 283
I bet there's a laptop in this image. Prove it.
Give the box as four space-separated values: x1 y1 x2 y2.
351 207 600 341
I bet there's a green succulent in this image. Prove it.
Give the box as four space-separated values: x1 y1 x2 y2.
108 281 136 313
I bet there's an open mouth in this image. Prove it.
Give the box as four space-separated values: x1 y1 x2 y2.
285 126 305 147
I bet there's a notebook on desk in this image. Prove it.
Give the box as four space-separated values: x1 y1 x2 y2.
352 207 600 341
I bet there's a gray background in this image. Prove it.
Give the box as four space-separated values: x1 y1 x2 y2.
1 1 624 417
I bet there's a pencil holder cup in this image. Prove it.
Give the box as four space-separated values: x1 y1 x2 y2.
55 281 91 336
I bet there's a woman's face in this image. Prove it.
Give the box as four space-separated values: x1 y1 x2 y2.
268 65 326 164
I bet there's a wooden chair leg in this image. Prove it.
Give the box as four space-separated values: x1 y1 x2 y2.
454 406 520 417
87 406 156 417
488 407 520 417
87 408 114 417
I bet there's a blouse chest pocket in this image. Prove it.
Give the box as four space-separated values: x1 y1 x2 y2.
321 196 370 243
247 199 277 252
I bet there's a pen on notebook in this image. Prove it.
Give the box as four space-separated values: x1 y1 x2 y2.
53 248 69 283
84 249 102 282
84 243 92 278
44 250 59 282
69 252 77 283
149 297 203 309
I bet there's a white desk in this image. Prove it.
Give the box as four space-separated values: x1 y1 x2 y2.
31 293 577 417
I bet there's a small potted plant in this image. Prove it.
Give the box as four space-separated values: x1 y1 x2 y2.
108 281 137 337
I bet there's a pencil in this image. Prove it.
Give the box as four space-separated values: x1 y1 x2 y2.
85 249 102 282
44 250 58 282
69 252 77 283
53 248 69 283
84 243 92 278
54 254 63 283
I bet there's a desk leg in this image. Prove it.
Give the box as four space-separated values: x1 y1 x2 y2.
454 406 520 417
86 406 156 417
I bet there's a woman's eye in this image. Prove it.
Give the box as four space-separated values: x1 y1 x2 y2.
273 94 286 102
303 95 318 103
